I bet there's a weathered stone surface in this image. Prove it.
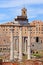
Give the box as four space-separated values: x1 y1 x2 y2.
0 60 43 65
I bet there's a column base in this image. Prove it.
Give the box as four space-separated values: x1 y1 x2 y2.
27 56 31 60
18 58 22 62
18 59 22 62
10 59 15 62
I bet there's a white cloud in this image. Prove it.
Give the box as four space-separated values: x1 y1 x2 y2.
0 0 43 8
28 15 37 19
27 8 43 20
27 8 43 18
37 9 43 14
0 13 10 20
0 0 23 8
0 0 43 23
9 8 21 15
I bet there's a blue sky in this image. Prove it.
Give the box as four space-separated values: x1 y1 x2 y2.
0 0 43 23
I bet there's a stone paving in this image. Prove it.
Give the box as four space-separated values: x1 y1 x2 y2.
0 60 43 65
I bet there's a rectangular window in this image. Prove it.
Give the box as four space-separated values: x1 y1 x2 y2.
41 27 43 31
36 37 39 42
39 27 40 31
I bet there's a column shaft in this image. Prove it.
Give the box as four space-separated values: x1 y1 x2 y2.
25 40 26 53
27 28 31 59
19 27 22 61
10 29 14 61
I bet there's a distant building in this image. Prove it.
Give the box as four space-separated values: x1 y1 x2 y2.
30 21 43 55
0 8 43 61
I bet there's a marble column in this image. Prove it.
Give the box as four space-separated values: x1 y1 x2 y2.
16 39 19 51
23 37 25 52
25 40 26 53
27 27 31 59
10 27 14 61
19 27 22 61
